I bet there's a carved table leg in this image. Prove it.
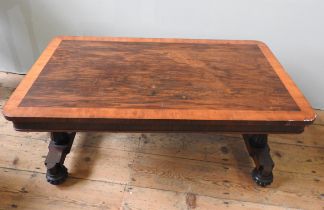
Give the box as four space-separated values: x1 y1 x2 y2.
242 134 274 187
45 132 76 185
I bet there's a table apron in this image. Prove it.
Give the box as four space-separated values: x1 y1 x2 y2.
11 119 305 133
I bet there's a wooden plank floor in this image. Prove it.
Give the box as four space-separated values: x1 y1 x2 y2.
0 72 323 210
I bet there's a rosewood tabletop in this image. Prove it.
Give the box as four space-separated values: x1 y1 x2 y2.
3 36 315 133
2 36 316 186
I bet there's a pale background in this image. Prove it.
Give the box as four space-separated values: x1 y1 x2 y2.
0 0 323 109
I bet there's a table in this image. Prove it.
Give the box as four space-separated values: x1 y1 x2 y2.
3 36 316 187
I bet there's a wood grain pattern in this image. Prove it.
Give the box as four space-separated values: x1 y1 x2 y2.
0 168 125 210
2 37 316 132
130 153 324 209
20 40 298 111
122 186 295 210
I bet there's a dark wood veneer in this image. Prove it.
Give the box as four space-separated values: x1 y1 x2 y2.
20 40 299 111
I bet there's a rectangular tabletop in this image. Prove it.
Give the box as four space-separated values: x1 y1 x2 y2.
3 36 315 133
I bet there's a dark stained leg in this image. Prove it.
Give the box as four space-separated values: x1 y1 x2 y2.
242 134 274 187
45 132 76 185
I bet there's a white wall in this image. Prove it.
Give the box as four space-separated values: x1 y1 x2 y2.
0 0 323 109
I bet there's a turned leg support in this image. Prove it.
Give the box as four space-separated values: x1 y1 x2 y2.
243 134 274 187
45 132 76 185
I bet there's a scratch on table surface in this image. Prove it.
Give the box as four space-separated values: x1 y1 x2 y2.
186 193 197 209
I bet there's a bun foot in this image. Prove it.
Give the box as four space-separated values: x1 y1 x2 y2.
45 132 75 185
243 134 274 187
46 164 68 185
252 168 273 187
